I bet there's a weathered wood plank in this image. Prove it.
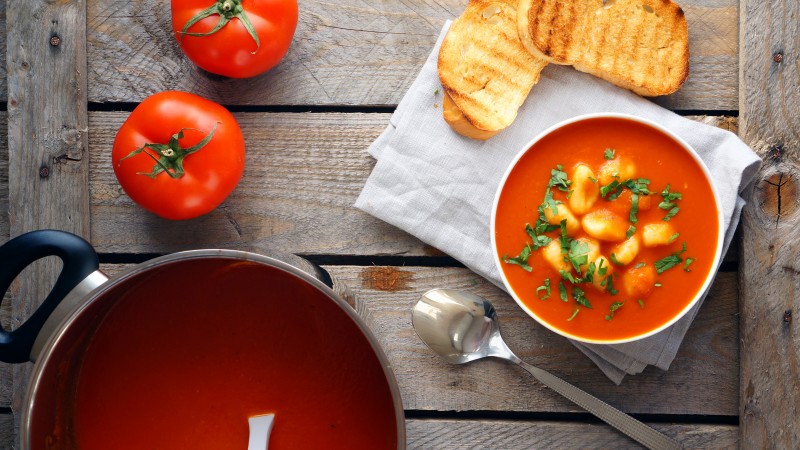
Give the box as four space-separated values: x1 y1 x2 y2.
6 0 90 446
738 0 800 447
86 0 738 110
87 112 740 257
0 414 11 450
407 419 737 449
326 266 738 416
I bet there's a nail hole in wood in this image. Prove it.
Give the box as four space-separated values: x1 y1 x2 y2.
50 34 61 47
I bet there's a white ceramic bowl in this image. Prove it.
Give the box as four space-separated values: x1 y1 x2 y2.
491 113 724 344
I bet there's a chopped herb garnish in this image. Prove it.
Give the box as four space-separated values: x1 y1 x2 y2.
536 279 552 299
635 262 646 269
684 258 695 272
605 301 625 320
597 258 608 276
559 219 570 255
655 282 662 287
526 223 553 250
604 148 616 160
567 189 574 200
668 232 680 243
572 286 592 309
623 178 652 195
567 308 580 321
560 269 578 284
638 299 645 309
600 180 621 198
630 193 640 224
659 184 683 209
559 281 568 302
434 88 439 95
609 253 624 266
626 225 636 239
589 176 598 183
660 185 682 221
548 166 572 192
543 188 560 215
568 239 590 273
663 206 680 221
654 242 688 274
503 245 532 271
606 275 619 295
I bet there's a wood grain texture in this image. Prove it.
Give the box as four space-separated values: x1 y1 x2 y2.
87 112 739 256
326 266 739 416
738 0 800 447
0 415 737 450
0 414 11 450
85 0 738 110
406 419 737 449
6 0 90 445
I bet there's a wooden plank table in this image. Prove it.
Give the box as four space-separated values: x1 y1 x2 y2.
0 0 796 448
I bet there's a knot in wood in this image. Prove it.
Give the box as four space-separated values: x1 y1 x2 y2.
49 34 61 47
757 171 798 226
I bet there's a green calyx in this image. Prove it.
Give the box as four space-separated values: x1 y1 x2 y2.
179 0 260 53
118 123 218 179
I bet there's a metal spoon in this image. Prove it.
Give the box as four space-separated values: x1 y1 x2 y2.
411 289 682 450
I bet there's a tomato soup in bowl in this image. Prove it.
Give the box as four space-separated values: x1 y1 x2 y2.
492 114 723 344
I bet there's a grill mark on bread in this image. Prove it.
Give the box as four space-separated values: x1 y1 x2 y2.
439 0 549 134
518 0 689 96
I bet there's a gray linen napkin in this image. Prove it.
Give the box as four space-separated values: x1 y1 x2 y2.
355 23 761 383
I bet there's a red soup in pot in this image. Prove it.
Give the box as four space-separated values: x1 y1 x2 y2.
36 259 398 449
494 117 720 342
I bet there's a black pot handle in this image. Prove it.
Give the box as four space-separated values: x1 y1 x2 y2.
0 230 99 363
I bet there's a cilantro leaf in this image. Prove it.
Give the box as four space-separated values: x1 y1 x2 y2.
663 206 680 221
503 245 532 272
568 239 590 273
638 299 645 309
605 301 625 320
626 225 636 239
604 148 616 160
684 258 695 272
572 286 592 309
559 281 568 302
567 308 580 321
536 279 551 299
654 242 688 274
630 193 639 224
526 223 553 250
548 166 572 192
609 253 625 266
600 180 621 198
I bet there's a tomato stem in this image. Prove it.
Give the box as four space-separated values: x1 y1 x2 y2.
178 0 261 54
118 123 219 179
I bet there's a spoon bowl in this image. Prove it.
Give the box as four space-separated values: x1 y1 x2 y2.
412 289 682 450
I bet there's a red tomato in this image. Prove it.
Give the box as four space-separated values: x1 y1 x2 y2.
112 91 245 220
172 0 298 78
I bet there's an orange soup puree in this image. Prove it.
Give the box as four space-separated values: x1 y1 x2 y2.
494 117 720 342
66 260 398 449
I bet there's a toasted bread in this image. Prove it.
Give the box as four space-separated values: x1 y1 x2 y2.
517 0 689 96
442 91 500 140
438 0 548 138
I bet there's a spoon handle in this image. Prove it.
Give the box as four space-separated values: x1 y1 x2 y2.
515 359 682 450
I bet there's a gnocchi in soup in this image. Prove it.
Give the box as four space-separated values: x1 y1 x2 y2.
494 118 720 342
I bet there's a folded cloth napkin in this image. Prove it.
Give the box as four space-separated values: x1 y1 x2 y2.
355 23 761 383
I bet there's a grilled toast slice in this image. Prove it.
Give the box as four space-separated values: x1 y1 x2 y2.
438 0 548 139
517 0 689 96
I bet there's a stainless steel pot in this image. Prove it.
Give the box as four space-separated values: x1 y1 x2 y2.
0 230 406 449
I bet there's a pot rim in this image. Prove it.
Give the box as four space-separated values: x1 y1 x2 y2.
21 249 406 449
